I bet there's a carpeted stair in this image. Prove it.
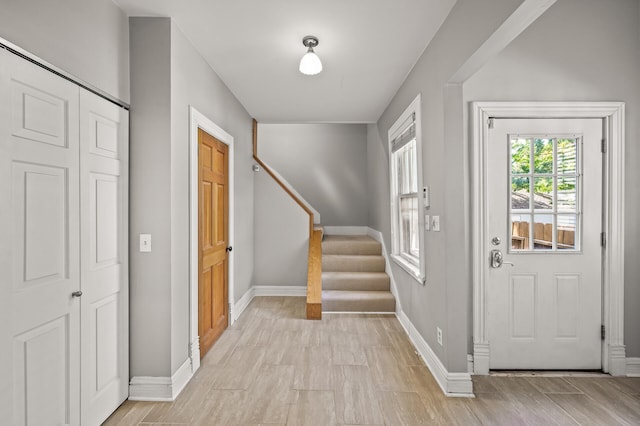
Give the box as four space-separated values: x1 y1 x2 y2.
321 235 396 312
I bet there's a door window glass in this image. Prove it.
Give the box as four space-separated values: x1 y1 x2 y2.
509 136 581 252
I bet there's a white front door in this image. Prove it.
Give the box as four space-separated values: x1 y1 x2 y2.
0 49 81 425
79 89 129 425
487 118 603 370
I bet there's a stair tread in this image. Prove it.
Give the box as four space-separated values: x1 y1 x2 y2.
322 235 381 255
322 254 385 272
322 290 395 298
322 271 389 277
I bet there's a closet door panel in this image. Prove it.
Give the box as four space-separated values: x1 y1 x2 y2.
80 88 129 426
0 49 81 426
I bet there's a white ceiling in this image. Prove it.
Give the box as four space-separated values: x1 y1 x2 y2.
114 0 457 123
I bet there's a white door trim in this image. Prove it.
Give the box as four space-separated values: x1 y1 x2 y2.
188 107 235 375
471 101 626 375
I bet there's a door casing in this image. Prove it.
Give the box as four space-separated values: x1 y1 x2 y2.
471 101 626 375
189 107 235 375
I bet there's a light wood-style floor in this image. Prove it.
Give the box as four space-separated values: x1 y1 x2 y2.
105 296 640 425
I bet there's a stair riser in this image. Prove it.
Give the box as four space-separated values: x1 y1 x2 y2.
322 297 396 313
323 256 385 272
322 275 390 291
322 241 381 256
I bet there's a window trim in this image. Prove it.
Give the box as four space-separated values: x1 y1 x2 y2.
388 94 425 284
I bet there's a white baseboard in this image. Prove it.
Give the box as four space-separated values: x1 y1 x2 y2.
322 311 396 315
367 227 401 314
231 285 307 324
171 358 193 399
189 337 200 374
253 285 306 296
323 226 368 235
129 358 193 402
473 343 490 375
231 287 255 323
608 345 627 376
397 310 474 397
626 357 640 377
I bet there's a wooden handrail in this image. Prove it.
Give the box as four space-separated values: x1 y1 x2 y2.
252 119 321 319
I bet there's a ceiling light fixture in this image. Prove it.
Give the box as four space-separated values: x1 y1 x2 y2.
299 35 322 75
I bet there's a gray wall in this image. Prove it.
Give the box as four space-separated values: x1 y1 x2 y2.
170 21 255 372
0 0 129 103
130 18 255 378
463 0 640 356
258 124 368 226
254 171 309 287
253 123 367 290
129 17 173 378
369 0 640 373
370 0 524 373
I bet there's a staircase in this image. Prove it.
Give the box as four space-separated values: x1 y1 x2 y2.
321 235 396 312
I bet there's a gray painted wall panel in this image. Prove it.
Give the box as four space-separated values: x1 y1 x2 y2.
371 0 524 373
129 17 173 377
253 171 309 287
170 22 255 373
130 18 255 378
0 0 130 102
259 124 368 226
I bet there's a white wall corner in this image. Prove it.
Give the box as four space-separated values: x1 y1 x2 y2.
626 358 640 377
190 337 201 374
608 345 627 376
367 227 402 314
397 310 474 397
473 343 490 375
171 358 193 400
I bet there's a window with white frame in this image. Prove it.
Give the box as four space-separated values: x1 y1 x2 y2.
389 95 425 283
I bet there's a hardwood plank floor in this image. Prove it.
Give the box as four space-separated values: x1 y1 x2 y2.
105 296 640 425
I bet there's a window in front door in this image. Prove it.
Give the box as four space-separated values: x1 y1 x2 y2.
509 135 581 252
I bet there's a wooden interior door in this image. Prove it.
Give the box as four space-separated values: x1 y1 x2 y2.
79 89 129 425
0 49 81 425
198 128 229 358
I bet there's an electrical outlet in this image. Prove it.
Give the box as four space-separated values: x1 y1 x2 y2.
436 327 443 346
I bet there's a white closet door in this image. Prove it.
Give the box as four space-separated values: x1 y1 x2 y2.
0 49 81 426
79 89 129 425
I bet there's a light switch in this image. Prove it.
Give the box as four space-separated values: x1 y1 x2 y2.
140 234 152 252
432 216 441 232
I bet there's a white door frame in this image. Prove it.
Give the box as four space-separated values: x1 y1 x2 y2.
188 106 235 375
471 101 626 375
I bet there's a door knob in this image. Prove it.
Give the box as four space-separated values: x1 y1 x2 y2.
226 246 233 252
71 290 83 298
490 249 514 268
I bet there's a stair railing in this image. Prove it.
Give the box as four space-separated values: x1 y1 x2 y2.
252 120 322 319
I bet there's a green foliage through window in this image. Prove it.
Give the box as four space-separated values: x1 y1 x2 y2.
511 138 577 193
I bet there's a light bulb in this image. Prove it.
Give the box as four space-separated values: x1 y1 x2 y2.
299 49 322 75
